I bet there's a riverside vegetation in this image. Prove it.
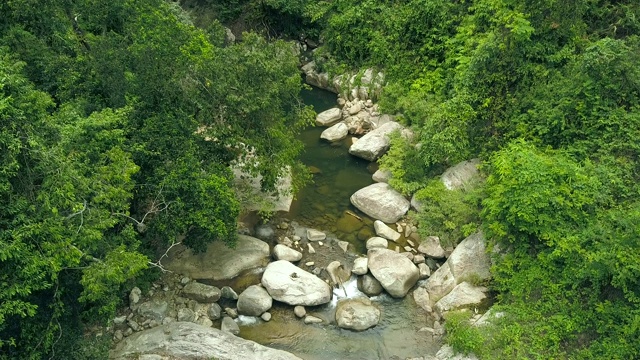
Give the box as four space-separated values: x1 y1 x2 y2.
1 0 639 359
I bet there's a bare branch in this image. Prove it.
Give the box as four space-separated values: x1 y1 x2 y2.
148 240 182 273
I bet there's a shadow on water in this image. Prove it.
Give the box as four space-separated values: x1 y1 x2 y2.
238 86 440 359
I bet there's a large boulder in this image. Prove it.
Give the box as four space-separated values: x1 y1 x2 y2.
350 183 410 223
321 122 349 142
434 282 488 316
261 260 332 306
423 232 490 306
447 232 491 282
335 297 381 331
316 108 342 126
348 122 403 161
367 248 420 298
182 282 221 303
165 235 270 281
440 159 481 190
109 322 301 360
237 285 273 316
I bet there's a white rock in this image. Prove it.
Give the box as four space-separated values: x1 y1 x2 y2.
335 297 380 331
261 260 332 306
316 108 342 126
273 244 303 262
435 282 488 316
350 183 410 223
348 122 403 161
306 229 326 241
374 220 401 242
352 257 368 275
111 322 301 359
366 237 388 250
321 122 349 142
367 248 420 298
441 159 481 190
418 236 446 259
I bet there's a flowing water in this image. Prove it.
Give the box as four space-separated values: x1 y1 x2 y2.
237 87 440 359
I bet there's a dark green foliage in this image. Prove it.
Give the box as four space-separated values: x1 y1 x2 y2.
0 0 312 357
413 180 482 249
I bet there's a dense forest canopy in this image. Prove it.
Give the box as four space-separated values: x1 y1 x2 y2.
1 0 639 359
0 0 312 358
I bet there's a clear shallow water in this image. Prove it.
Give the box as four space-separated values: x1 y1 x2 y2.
238 87 440 359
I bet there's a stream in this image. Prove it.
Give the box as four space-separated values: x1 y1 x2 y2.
236 87 441 359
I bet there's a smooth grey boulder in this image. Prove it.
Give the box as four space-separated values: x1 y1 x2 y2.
182 282 221 303
372 169 392 183
207 303 222 320
273 244 303 262
357 274 384 296
367 248 419 298
316 108 342 126
136 300 169 322
423 232 490 306
410 193 425 212
366 237 388 250
441 158 481 191
348 122 402 161
321 122 349 142
109 322 301 360
221 317 240 335
418 236 446 259
335 297 381 331
350 183 410 223
447 232 491 282
237 285 273 316
261 260 332 306
165 235 270 281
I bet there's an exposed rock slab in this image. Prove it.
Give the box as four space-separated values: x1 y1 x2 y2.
447 232 491 282
165 235 270 281
435 282 488 316
350 183 410 223
367 248 419 298
109 322 301 360
348 122 403 161
261 260 332 306
316 108 342 126
441 159 481 190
